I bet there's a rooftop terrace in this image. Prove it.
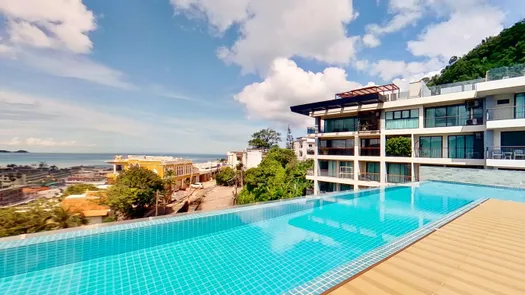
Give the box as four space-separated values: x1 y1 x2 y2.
327 199 525 295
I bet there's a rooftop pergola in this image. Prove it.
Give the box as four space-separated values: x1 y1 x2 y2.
290 83 400 116
335 84 400 99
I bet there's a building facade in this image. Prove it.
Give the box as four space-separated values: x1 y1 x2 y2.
106 155 198 188
0 186 26 206
290 64 525 194
226 150 264 169
293 137 316 160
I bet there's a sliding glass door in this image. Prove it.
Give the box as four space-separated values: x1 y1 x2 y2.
515 93 525 119
448 134 483 159
419 136 442 158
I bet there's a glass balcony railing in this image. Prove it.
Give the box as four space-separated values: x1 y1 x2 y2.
318 147 355 156
359 172 380 182
360 147 380 156
487 106 525 121
416 148 484 159
385 118 419 129
424 115 483 128
487 147 525 160
307 127 317 134
387 174 411 184
487 64 525 81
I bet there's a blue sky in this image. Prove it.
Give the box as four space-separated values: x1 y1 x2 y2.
0 0 523 154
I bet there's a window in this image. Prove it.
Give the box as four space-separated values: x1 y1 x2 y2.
425 103 479 127
385 109 419 129
387 163 411 183
497 99 510 105
419 136 442 158
324 117 358 132
448 134 484 159
515 93 525 119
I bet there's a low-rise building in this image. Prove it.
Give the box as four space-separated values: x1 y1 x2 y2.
0 186 26 206
61 191 110 224
106 155 199 188
227 149 265 169
293 137 316 160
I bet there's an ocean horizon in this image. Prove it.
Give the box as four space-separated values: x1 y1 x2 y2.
0 152 226 168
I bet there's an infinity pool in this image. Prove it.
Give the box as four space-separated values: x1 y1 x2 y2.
1 182 509 295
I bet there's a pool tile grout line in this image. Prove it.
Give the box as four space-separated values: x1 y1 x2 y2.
285 197 488 295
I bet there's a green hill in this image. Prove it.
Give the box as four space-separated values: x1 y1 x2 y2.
427 19 525 86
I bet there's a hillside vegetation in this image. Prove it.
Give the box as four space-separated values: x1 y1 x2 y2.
427 19 525 86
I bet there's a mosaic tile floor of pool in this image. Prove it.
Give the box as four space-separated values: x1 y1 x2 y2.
0 186 473 295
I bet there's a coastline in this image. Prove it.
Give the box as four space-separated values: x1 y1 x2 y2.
0 152 225 169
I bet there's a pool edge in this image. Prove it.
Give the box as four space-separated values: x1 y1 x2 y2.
286 197 488 295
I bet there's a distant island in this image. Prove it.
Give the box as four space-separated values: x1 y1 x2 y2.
0 150 29 153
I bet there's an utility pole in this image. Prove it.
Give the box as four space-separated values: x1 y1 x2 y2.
155 190 159 216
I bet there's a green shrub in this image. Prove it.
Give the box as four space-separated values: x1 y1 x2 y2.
386 137 411 157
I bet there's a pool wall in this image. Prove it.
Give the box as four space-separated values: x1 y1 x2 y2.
0 197 321 278
420 166 525 188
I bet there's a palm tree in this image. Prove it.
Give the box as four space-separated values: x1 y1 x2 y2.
49 165 58 171
38 161 48 169
49 207 88 229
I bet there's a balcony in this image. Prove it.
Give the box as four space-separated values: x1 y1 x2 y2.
360 147 380 157
318 147 355 156
416 148 483 160
486 146 525 169
359 172 380 182
306 149 315 155
307 127 317 134
424 115 483 128
486 106 525 129
487 146 525 160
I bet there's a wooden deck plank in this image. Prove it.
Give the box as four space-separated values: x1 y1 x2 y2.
326 199 525 295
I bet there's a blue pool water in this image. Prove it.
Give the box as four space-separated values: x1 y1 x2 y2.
1 181 522 295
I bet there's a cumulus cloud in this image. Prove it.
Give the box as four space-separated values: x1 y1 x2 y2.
407 6 505 59
171 0 359 73
368 58 445 81
362 34 381 48
0 0 96 53
234 58 361 126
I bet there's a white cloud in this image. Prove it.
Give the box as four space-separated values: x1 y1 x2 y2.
369 58 445 81
172 0 359 73
407 6 505 59
362 34 381 48
5 137 21 145
0 0 96 53
3 136 94 147
234 58 361 126
16 50 135 90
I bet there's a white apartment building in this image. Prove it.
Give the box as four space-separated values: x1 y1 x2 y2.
226 149 265 169
293 137 316 160
290 64 525 194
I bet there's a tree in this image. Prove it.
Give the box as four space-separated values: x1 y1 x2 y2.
237 147 313 205
216 167 236 186
48 207 88 229
106 167 164 220
248 128 282 150
286 125 294 149
63 184 98 197
38 161 48 169
385 137 411 157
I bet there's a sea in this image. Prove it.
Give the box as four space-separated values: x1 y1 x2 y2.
0 153 226 168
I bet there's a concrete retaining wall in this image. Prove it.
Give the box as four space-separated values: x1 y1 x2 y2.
419 166 525 188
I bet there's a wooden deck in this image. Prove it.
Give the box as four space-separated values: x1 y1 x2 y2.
326 199 525 295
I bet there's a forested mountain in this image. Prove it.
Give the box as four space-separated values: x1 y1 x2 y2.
427 20 525 86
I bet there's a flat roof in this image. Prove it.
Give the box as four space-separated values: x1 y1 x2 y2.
325 199 525 295
290 83 399 116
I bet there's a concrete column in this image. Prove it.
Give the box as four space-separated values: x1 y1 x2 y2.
411 134 416 182
314 136 319 195
113 165 116 174
418 105 425 128
380 134 387 184
443 135 449 158
353 136 360 182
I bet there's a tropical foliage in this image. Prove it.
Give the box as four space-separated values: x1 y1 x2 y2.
237 147 313 205
62 184 99 198
105 167 164 220
248 128 282 150
215 167 236 186
385 137 412 157
0 203 87 238
427 19 525 85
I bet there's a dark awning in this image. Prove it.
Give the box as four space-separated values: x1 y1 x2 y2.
290 93 385 116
